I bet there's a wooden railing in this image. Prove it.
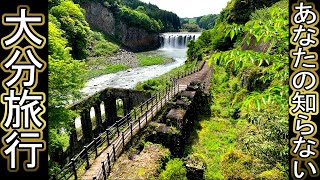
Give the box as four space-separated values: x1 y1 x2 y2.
50 60 206 180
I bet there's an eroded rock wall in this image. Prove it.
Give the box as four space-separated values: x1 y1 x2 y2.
82 2 160 51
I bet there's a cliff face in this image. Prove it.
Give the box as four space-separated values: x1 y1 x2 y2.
83 2 160 52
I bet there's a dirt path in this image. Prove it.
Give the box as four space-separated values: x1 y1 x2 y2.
80 61 212 180
178 60 212 92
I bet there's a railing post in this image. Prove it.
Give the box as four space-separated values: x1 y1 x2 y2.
84 145 89 169
102 161 107 180
140 105 143 116
116 121 120 137
122 132 125 148
106 129 110 146
94 138 98 158
146 100 149 111
127 115 130 126
71 158 77 180
107 153 111 175
130 123 133 144
138 116 141 129
112 144 116 161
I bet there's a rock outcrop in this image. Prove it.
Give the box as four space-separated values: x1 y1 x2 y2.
82 2 160 52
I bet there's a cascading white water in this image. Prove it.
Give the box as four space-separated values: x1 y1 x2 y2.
160 32 201 49
82 32 202 97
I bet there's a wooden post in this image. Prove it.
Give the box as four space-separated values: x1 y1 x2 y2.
94 138 98 158
107 153 111 175
84 145 89 169
112 144 116 161
130 123 133 145
116 121 120 137
106 129 110 146
122 132 125 148
145 111 148 123
146 100 149 111
140 105 143 116
71 158 77 180
127 115 130 126
102 161 106 180
138 116 141 129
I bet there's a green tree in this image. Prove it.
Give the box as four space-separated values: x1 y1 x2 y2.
48 15 86 159
50 0 90 60
181 23 201 32
198 14 218 29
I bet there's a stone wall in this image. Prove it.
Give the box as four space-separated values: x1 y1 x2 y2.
52 88 151 165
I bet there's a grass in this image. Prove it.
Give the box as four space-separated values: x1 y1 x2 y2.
137 55 173 66
108 143 170 180
83 64 129 80
135 60 199 94
185 115 242 180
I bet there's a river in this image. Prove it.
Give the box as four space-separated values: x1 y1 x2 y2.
80 32 201 97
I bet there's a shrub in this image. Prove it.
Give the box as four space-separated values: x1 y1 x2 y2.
220 150 255 180
257 167 285 180
159 158 187 180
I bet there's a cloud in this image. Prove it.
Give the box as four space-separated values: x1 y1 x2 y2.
140 0 230 18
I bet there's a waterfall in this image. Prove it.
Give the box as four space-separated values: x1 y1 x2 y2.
160 32 201 49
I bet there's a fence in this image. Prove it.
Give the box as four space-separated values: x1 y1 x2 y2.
50 60 206 180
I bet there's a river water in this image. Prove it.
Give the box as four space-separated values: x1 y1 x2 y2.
81 32 201 97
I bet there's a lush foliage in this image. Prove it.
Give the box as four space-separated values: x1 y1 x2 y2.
185 116 241 179
159 158 187 180
48 15 86 153
50 0 90 60
121 0 181 32
180 23 201 32
186 0 289 179
216 0 281 25
117 6 161 33
48 0 120 174
181 14 218 30
87 31 119 58
197 14 218 30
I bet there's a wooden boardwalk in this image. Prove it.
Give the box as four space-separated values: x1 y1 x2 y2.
80 61 211 180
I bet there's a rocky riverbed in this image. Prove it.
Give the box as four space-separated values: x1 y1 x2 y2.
106 49 140 68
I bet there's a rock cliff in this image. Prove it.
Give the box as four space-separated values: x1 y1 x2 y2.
82 2 160 52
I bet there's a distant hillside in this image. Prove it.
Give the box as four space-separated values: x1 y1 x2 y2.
180 14 218 32
121 0 181 32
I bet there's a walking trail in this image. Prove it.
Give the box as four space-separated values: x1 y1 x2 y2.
81 60 212 180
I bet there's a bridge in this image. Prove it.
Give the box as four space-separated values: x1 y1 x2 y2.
50 60 212 180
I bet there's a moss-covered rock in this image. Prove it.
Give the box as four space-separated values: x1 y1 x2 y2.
185 153 207 180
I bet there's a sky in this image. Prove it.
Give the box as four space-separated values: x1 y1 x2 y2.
139 0 230 18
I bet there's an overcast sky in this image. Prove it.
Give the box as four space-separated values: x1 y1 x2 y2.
140 0 230 18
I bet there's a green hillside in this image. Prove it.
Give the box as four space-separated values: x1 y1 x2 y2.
186 0 289 179
181 14 219 32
